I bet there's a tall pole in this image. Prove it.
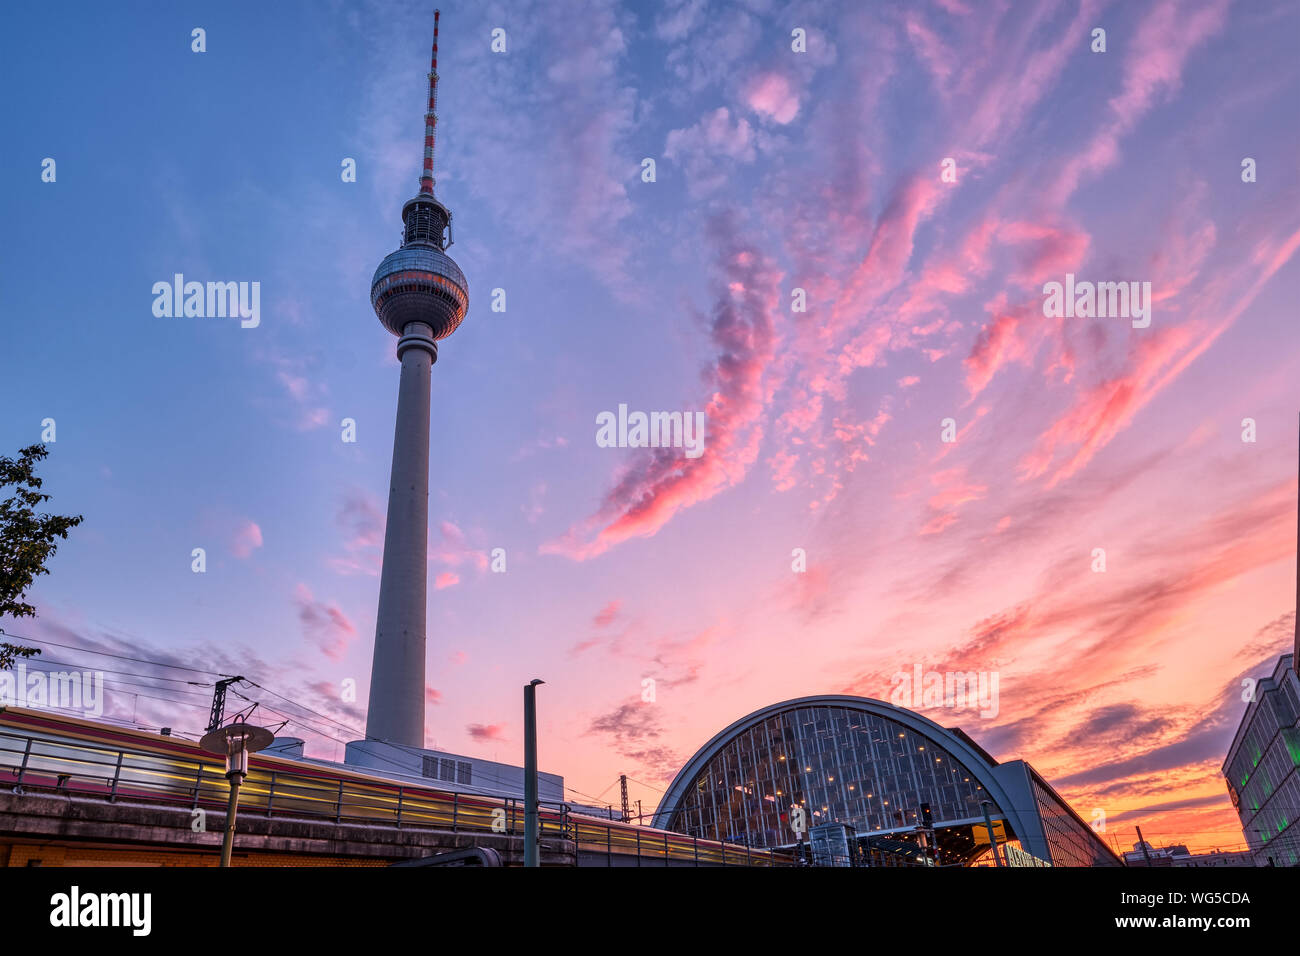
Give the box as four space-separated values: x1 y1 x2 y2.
620 774 630 823
524 679 543 868
219 771 243 868
1136 826 1153 866
981 800 1004 867
200 723 270 869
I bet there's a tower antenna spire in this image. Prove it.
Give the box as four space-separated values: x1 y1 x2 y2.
420 8 441 197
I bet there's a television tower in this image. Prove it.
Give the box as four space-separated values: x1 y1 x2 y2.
365 8 469 747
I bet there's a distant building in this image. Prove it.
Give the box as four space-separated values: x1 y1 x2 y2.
1222 653 1300 866
1175 848 1257 867
1122 841 1189 866
652 695 1123 866
341 738 563 802
1122 841 1255 867
263 726 568 804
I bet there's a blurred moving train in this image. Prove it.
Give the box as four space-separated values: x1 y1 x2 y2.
0 706 790 867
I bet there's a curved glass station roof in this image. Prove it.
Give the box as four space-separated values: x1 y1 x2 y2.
654 696 1122 867
656 697 992 845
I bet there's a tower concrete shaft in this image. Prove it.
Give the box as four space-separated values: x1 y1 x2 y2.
366 327 437 746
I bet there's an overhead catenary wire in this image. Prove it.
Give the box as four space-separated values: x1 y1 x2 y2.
8 656 213 688
564 784 614 806
625 775 667 794
3 669 470 788
0 628 231 678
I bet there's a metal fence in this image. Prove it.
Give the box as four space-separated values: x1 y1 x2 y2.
0 725 790 866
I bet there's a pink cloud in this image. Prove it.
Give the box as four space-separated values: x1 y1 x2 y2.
928 482 987 511
543 213 781 559
593 600 621 628
769 447 800 492
1021 223 1300 486
434 571 460 590
770 172 947 492
920 512 959 536
1049 0 1230 205
999 220 1091 290
328 490 384 576
429 520 488 573
904 11 955 96
963 298 1041 396
231 520 263 559
665 107 755 161
277 370 308 400
744 71 799 124
951 0 1096 157
293 583 356 661
341 493 382 543
467 723 507 742
258 347 330 432
664 107 758 195
448 0 638 292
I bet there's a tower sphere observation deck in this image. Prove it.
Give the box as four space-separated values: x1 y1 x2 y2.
370 241 468 342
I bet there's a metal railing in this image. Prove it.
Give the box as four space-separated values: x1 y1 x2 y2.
0 725 790 866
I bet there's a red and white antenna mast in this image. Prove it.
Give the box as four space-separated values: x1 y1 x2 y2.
420 8 441 196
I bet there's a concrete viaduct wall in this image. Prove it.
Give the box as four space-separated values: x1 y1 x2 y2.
0 790 575 867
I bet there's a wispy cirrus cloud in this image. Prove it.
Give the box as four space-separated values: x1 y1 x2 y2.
328 489 384 577
586 700 681 781
543 212 781 559
293 583 357 661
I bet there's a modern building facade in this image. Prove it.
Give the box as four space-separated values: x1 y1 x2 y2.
653 695 1122 866
364 9 470 748
1222 653 1300 866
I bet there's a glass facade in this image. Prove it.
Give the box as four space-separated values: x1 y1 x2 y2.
1223 656 1300 866
664 702 993 849
1029 772 1121 867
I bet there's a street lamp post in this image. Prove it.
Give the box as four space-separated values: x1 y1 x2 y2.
200 721 273 868
523 679 544 868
